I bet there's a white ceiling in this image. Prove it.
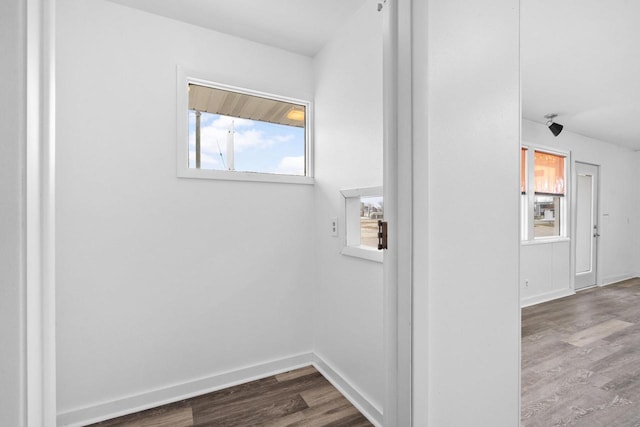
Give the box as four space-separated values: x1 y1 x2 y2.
522 0 640 150
108 0 639 149
106 0 367 57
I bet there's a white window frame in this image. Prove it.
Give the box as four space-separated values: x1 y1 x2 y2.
340 186 384 263
176 66 314 185
521 144 570 244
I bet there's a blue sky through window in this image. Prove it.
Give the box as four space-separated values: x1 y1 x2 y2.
188 111 305 176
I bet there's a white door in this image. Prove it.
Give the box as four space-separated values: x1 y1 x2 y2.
575 162 599 290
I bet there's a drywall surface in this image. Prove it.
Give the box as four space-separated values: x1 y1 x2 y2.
412 0 521 424
0 0 25 425
56 0 314 413
521 119 638 303
521 241 572 306
312 0 384 412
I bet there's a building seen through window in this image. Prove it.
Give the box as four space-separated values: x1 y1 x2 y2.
360 196 383 248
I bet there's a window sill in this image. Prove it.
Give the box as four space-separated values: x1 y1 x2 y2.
341 245 383 263
177 168 314 185
521 237 570 246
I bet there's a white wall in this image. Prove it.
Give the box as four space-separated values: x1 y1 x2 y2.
56 0 315 415
412 0 521 425
636 151 640 277
521 241 571 305
521 119 639 305
312 0 385 413
0 0 26 425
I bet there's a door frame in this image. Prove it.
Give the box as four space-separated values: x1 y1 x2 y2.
26 0 57 425
572 161 600 290
382 0 413 425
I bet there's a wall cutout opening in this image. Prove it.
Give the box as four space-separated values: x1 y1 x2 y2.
341 186 383 262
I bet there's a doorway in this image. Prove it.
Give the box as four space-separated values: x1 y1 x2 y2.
31 1 410 426
574 162 599 289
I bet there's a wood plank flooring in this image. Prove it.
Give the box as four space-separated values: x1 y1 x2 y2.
88 366 373 427
522 278 640 426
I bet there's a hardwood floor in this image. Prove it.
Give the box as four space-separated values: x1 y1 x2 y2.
88 366 373 427
522 278 640 426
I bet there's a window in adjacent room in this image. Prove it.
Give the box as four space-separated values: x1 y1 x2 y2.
521 147 528 239
177 70 312 184
521 146 567 241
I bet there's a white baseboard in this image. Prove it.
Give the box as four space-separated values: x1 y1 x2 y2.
57 352 314 427
600 273 636 287
521 288 574 308
312 353 383 427
57 352 383 427
521 276 640 308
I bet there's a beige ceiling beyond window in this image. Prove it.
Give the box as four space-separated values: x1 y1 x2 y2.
188 83 305 128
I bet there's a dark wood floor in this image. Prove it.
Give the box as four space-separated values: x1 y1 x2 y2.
522 278 640 426
88 365 373 427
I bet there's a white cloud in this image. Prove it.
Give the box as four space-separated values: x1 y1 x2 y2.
234 129 272 152
196 123 293 154
189 114 301 172
273 134 294 143
275 156 304 176
188 150 222 169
